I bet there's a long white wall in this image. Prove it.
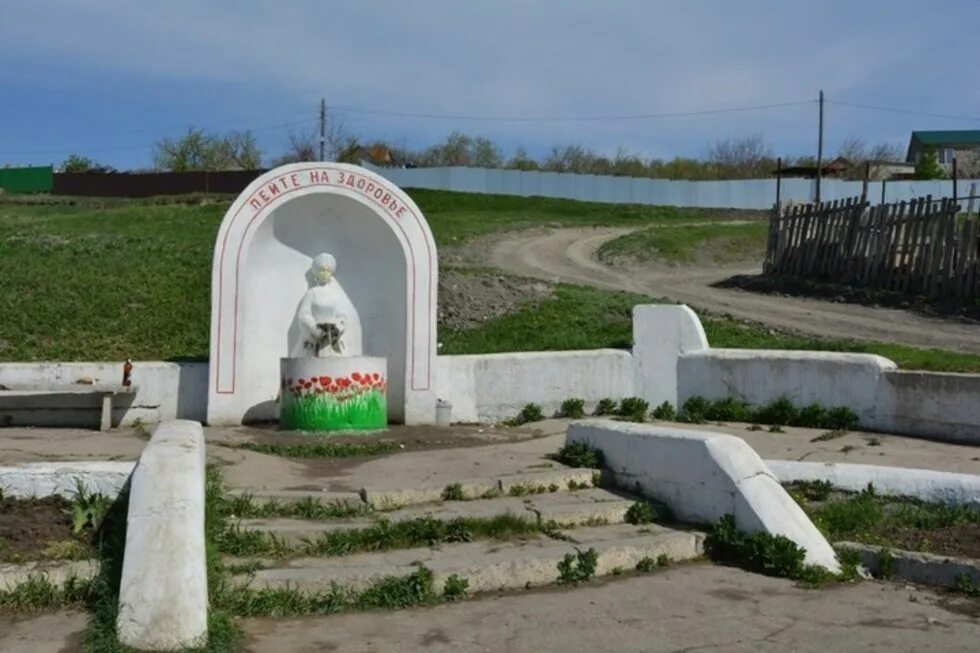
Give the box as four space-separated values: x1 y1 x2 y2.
363 162 979 210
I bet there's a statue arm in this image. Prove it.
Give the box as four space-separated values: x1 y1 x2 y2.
297 292 317 332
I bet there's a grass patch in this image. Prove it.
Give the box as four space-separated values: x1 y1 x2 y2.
224 440 398 458
801 484 980 558
597 221 768 265
217 492 370 521
558 397 586 419
678 395 859 430
218 514 543 559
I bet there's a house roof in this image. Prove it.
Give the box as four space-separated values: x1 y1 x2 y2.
907 130 980 161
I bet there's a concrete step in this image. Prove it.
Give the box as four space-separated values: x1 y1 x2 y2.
236 488 638 542
232 523 704 596
361 467 600 508
0 559 100 592
229 467 601 510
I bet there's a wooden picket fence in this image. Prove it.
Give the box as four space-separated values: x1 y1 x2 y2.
765 196 979 299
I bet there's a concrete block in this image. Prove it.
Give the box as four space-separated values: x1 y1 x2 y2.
632 305 708 408
117 420 208 650
567 421 840 571
836 541 980 589
0 462 134 499
0 559 99 592
766 460 980 508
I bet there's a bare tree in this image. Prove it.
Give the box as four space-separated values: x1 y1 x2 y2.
153 128 262 171
273 126 318 165
706 134 772 177
868 142 902 162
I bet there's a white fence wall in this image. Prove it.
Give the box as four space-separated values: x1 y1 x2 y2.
362 162 979 210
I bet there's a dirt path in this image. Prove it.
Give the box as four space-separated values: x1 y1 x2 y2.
487 227 980 354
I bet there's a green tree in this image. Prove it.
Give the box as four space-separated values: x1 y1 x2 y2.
61 154 95 172
914 146 946 180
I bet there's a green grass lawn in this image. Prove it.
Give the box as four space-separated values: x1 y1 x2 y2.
596 221 768 265
1 192 977 372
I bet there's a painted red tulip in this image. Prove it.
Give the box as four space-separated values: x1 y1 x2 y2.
320 376 331 386
351 372 362 382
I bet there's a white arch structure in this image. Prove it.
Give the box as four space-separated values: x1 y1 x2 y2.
207 163 438 425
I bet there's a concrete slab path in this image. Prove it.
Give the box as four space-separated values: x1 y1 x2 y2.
240 564 980 653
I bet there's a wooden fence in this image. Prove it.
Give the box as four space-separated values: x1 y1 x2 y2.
765 196 979 299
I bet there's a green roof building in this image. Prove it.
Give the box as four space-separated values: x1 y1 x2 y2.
906 130 980 165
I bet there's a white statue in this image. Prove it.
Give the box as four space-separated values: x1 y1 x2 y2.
291 253 362 357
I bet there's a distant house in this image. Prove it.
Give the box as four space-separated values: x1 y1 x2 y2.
774 156 851 178
906 130 980 168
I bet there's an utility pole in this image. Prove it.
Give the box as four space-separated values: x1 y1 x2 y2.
319 98 326 161
815 89 824 205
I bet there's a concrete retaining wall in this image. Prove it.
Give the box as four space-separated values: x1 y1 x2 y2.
567 421 840 571
674 345 980 443
0 462 135 499
766 460 980 507
437 349 634 423
0 362 207 427
117 420 208 650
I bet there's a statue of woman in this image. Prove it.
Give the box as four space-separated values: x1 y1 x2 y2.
291 253 362 357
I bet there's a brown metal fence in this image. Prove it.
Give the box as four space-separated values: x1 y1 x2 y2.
51 169 266 198
765 196 978 299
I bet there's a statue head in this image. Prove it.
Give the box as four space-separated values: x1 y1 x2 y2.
311 252 336 286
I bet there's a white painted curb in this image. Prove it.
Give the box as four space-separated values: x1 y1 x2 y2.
116 420 208 650
568 421 841 572
0 461 135 499
766 460 980 508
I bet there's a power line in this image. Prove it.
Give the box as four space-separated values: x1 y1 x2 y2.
329 100 815 122
826 99 980 123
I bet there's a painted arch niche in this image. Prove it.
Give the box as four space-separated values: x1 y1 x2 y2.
207 163 438 425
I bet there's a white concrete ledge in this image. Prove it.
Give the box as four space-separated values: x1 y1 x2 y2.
766 460 980 508
836 541 980 589
0 461 135 499
567 420 840 571
117 420 208 650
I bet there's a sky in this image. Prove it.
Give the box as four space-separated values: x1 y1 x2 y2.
2 0 980 170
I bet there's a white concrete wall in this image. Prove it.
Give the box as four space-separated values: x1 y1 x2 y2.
877 371 980 444
363 162 980 211
0 361 207 427
117 420 208 650
437 349 634 423
766 460 980 508
567 421 840 571
633 305 708 407
677 349 897 426
0 461 135 499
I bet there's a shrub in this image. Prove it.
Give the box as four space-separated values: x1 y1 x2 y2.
514 403 544 425
705 515 808 580
557 548 598 584
559 398 586 419
441 483 465 501
594 398 618 416
624 501 655 525
651 401 676 421
551 442 605 469
752 397 798 426
442 574 469 600
824 406 859 431
617 397 649 422
795 403 828 428
678 396 710 423
704 397 751 422
636 556 658 572
787 480 833 502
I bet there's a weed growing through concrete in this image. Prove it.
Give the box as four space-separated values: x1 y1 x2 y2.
865 436 882 446
559 398 586 419
68 481 112 534
557 548 599 584
219 492 369 521
442 574 470 600
507 403 544 426
954 573 980 597
635 556 658 572
566 479 590 491
441 483 466 501
550 441 605 469
0 575 97 611
785 480 833 502
594 398 618 416
625 502 656 525
651 401 676 421
767 424 785 433
226 440 399 458
810 430 848 443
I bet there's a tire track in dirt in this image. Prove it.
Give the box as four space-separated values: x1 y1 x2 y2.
488 226 980 354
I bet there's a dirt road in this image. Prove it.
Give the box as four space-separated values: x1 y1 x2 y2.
487 227 980 354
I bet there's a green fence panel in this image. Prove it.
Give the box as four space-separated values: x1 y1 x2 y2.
0 166 54 193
